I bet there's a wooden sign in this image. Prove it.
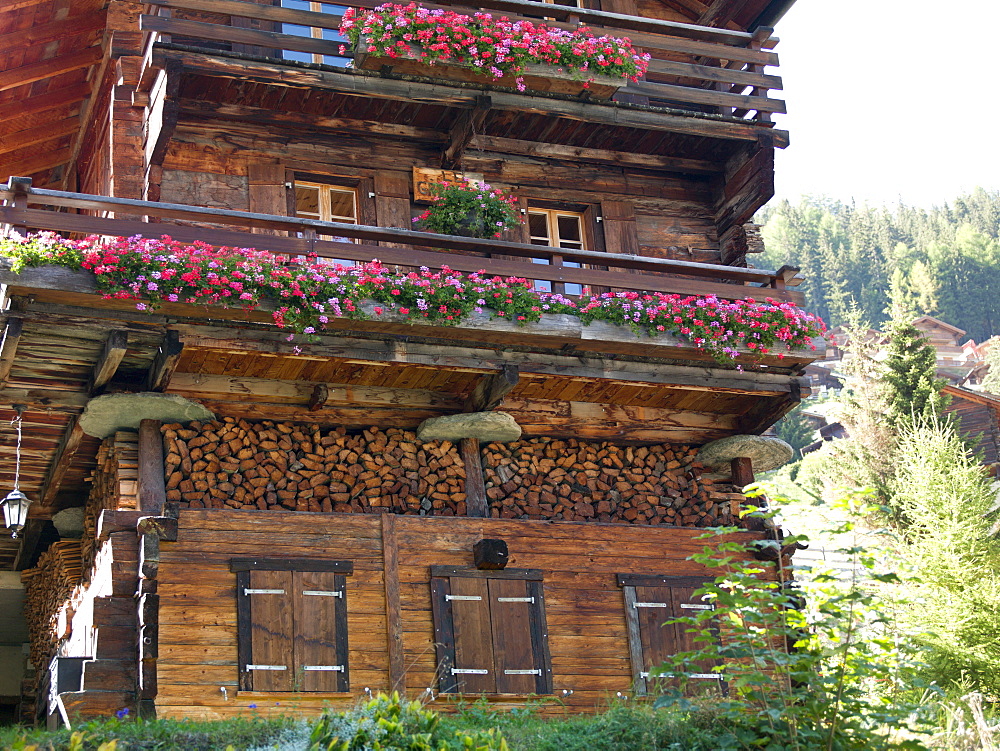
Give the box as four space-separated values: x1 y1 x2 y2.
412 168 484 203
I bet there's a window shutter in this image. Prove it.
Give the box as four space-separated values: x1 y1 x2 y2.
600 200 641 256
374 172 412 240
293 571 349 692
248 163 288 235
620 575 721 695
448 577 497 693
432 568 551 695
488 578 551 693
245 569 294 691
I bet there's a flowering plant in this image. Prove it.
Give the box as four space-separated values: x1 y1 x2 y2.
0 232 826 363
341 3 650 92
413 179 523 239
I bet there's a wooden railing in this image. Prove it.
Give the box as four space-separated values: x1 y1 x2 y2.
0 178 802 304
139 0 783 123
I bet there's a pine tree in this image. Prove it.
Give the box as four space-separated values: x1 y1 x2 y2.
981 343 1000 395
882 315 948 428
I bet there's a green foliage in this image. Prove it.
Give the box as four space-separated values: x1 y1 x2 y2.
759 189 1000 340
653 495 932 751
882 316 948 429
980 343 1000 394
0 715 297 751
413 180 523 239
308 692 509 750
772 404 815 455
886 420 1000 696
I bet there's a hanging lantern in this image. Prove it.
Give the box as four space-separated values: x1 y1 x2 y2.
1 488 31 538
2 406 31 539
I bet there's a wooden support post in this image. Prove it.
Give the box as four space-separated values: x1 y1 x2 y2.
0 316 24 389
90 330 128 392
381 513 406 693
138 419 166 514
731 456 766 531
461 438 488 518
441 95 491 169
146 330 183 391
467 364 519 412
41 418 85 506
5 176 31 236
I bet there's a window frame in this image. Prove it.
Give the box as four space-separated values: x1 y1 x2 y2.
617 573 724 696
430 566 553 695
232 558 353 693
278 0 349 66
525 205 598 295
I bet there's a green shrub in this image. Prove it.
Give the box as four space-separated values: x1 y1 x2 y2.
308 692 509 750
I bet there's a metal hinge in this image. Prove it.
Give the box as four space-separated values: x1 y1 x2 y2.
244 588 285 595
633 602 667 608
247 664 287 671
504 669 541 675
446 595 482 601
497 597 534 603
303 665 344 672
302 590 344 598
451 668 489 675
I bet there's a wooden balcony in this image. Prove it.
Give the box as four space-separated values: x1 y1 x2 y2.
138 0 786 149
0 179 810 367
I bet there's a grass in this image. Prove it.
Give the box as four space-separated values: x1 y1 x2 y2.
0 700 738 751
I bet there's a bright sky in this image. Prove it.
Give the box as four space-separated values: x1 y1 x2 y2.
771 0 1000 209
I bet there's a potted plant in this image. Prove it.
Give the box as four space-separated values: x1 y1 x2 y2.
342 3 650 99
413 179 523 239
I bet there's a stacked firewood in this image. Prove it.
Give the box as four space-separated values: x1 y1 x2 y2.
81 432 139 575
163 419 468 515
482 438 731 527
21 541 83 673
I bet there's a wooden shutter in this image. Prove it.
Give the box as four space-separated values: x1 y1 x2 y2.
374 172 411 242
233 559 353 692
244 569 294 691
601 201 641 256
293 571 349 692
248 163 288 235
619 574 721 695
431 567 552 694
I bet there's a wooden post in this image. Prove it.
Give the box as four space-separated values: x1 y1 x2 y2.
381 513 406 692
731 456 766 531
138 419 166 514
461 438 488 517
8 176 31 236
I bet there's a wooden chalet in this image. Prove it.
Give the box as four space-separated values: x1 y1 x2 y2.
0 0 816 726
943 385 1000 469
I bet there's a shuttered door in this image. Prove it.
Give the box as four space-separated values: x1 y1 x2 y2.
449 577 497 693
293 571 348 692
631 585 678 692
248 163 288 235
488 579 537 693
246 569 294 691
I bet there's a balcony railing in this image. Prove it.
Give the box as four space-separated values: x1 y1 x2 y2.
0 178 802 304
139 0 783 124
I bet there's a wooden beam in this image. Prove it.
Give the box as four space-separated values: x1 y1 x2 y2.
0 317 23 388
0 47 103 94
0 118 81 158
40 417 85 507
466 364 519 412
441 95 491 169
0 9 106 48
90 330 128 392
697 0 752 27
146 330 183 391
468 134 721 174
0 147 74 179
13 518 45 571
380 513 406 692
461 438 488 517
138 419 167 514
0 85 91 124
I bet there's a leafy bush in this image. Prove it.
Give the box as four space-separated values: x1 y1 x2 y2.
413 179 522 239
654 496 932 750
308 692 509 750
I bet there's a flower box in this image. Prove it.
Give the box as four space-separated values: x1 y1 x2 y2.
353 38 623 100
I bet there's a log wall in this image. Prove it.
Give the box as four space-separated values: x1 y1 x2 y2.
159 121 724 264
155 509 761 719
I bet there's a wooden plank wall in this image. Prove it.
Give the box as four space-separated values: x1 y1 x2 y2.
154 509 756 719
158 121 723 263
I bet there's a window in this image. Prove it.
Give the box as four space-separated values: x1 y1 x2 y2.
280 1 349 66
617 574 723 695
232 559 352 692
430 566 552 694
294 180 360 263
528 208 586 295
